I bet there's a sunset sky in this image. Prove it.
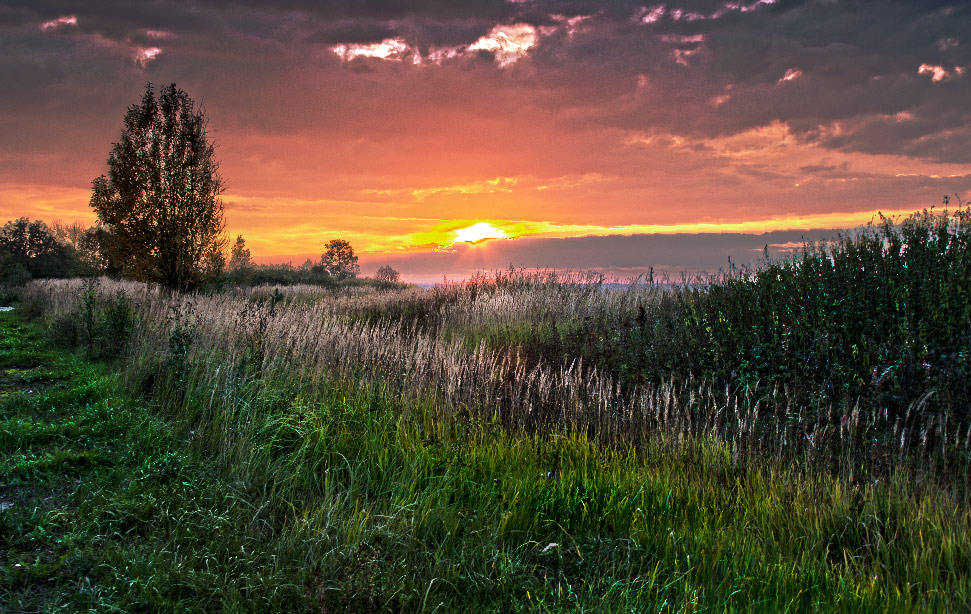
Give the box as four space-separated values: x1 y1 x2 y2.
2 0 969 282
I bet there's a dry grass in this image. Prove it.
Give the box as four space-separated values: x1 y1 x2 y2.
21 268 970 496
11 239 971 610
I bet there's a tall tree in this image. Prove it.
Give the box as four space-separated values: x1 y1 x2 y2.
320 239 360 280
90 83 226 290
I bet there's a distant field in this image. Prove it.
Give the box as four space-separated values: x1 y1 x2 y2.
4 207 971 612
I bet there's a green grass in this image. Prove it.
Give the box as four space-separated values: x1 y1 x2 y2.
5 205 971 611
0 313 313 612
2 306 969 612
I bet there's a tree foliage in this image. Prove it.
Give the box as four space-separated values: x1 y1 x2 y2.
90 83 226 290
49 221 113 277
320 239 360 280
0 218 73 283
229 235 252 271
375 264 400 283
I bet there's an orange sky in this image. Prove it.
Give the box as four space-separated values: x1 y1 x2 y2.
2 2 969 282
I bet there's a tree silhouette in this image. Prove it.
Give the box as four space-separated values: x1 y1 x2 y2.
229 235 252 271
0 218 72 281
320 239 360 280
375 264 400 282
90 83 226 290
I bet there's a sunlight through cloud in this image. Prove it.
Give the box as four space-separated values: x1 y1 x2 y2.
453 222 508 244
332 38 411 62
637 5 666 24
134 46 162 67
777 68 803 84
918 63 964 82
638 0 777 24
39 15 77 31
469 24 538 67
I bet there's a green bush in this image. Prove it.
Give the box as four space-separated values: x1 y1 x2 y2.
672 205 971 416
46 281 137 359
482 204 971 425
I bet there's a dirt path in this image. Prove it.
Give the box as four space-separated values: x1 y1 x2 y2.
0 312 114 611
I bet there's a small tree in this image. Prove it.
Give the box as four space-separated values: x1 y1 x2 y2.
0 218 73 281
0 251 31 286
375 264 400 283
0 218 62 260
90 83 226 290
50 221 108 276
228 235 252 271
320 239 360 280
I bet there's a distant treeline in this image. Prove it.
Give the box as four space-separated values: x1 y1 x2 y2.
0 218 401 290
0 218 98 284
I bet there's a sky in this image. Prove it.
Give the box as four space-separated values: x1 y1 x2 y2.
1 0 969 282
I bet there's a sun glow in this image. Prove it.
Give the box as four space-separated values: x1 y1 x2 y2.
453 222 508 244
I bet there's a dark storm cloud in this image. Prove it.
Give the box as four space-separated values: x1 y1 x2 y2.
682 2 971 158
198 0 515 20
3 0 970 192
382 1 968 163
305 20 400 44
3 0 219 39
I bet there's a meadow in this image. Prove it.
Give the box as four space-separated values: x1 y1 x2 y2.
3 205 970 612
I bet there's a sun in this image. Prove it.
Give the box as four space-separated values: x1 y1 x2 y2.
453 222 508 244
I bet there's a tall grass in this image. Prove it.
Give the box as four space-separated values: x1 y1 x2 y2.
11 205 971 610
18 206 971 492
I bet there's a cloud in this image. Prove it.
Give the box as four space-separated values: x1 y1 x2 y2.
328 22 543 67
143 29 173 39
468 23 539 66
918 63 965 82
637 6 666 24
548 13 591 37
3 0 971 271
635 0 777 25
938 36 959 52
39 15 77 31
133 45 161 67
363 177 519 200
776 68 802 84
331 36 413 61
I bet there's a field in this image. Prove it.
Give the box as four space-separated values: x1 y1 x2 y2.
3 207 971 612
